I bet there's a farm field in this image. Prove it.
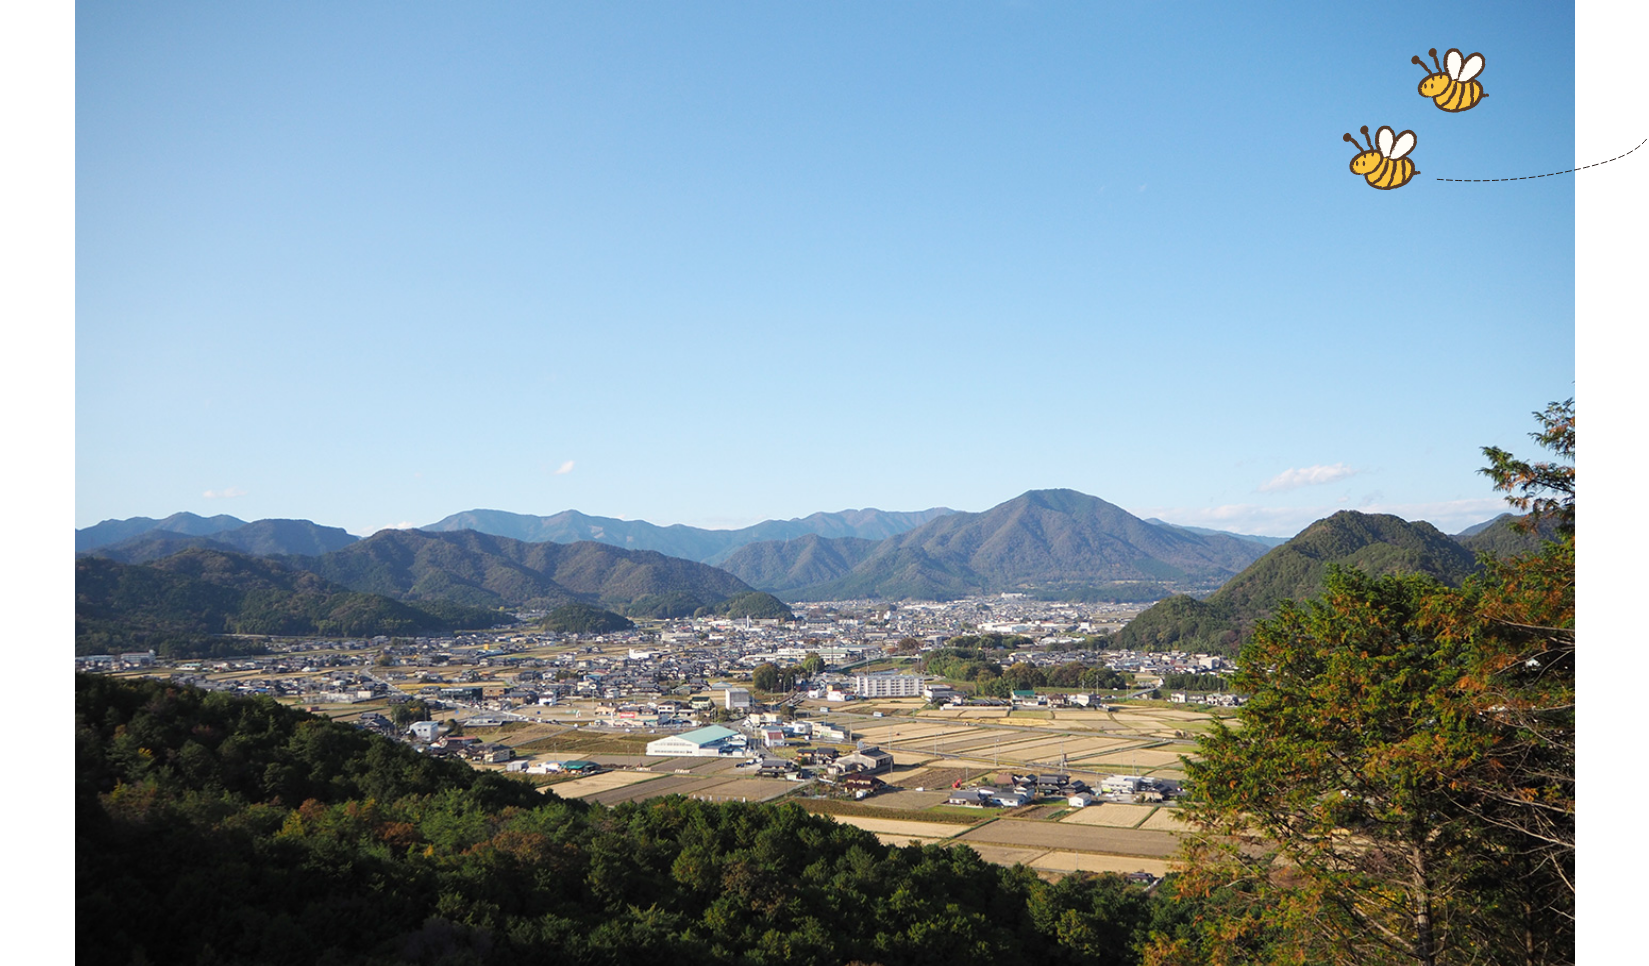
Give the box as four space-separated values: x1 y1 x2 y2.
828 816 969 840
956 819 1182 858
550 771 664 798
1060 804 1158 828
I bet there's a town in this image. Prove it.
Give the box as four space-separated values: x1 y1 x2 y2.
80 594 1249 882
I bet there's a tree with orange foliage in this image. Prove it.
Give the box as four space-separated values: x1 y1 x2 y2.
1148 404 1574 966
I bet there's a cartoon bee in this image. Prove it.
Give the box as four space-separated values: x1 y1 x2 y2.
1412 47 1486 112
1342 125 1418 190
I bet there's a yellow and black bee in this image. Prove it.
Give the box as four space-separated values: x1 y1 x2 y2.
1412 47 1486 112
1343 125 1418 190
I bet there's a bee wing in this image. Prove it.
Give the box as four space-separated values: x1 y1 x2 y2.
1376 125 1396 158
1388 129 1416 160
1445 48 1465 80
1457 52 1485 83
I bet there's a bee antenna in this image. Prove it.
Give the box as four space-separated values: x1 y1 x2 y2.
1343 133 1361 151
1429 49 1442 72
1412 55 1430 71
1359 125 1372 149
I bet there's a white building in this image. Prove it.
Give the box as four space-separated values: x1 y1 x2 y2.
645 725 748 757
724 688 753 710
852 673 925 698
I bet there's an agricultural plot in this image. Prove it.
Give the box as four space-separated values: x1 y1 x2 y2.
1060 804 1157 828
886 766 979 789
692 778 797 802
960 844 1052 867
1029 852 1171 877
827 816 968 840
550 771 665 798
856 789 957 811
992 736 1128 760
956 820 1182 858
1074 748 1187 769
854 722 975 743
1137 808 1192 832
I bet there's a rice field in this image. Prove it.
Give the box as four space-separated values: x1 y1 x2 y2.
1059 804 1158 828
826 816 969 840
551 771 666 797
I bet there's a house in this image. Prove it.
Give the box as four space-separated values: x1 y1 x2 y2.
724 688 753 710
946 787 997 807
1068 792 1096 808
834 746 894 775
408 720 441 742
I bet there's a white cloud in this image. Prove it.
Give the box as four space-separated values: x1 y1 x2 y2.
202 487 247 499
1258 463 1357 493
553 460 575 475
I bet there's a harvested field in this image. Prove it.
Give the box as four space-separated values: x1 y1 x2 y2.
858 789 955 811
960 844 1051 866
1134 709 1221 722
1030 852 1171 877
585 774 709 801
1012 805 1066 821
887 766 979 789
873 834 949 847
644 756 726 772
957 820 1181 858
887 750 935 766
1060 804 1157 828
552 771 665 798
689 778 795 802
1076 748 1187 769
827 816 968 840
1137 808 1192 832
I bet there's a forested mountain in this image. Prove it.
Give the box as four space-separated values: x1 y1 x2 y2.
1143 520 1290 549
420 506 954 563
1114 510 1480 654
76 511 249 552
290 528 791 619
718 533 881 593
741 489 1270 601
85 518 360 562
78 674 1171 966
75 549 505 656
1454 512 1560 557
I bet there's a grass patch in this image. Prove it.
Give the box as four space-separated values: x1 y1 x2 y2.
1008 710 1054 720
515 732 654 755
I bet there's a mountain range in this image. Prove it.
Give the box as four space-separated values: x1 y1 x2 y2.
281 528 790 620
417 506 957 564
75 549 505 657
721 490 1275 601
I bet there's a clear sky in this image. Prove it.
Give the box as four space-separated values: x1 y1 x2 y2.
76 1 1580 538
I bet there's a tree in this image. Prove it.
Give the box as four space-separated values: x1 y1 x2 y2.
1155 403 1577 966
1479 398 1573 536
751 663 780 693
1170 569 1509 966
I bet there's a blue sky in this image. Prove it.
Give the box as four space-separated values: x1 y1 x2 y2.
75 1 1579 537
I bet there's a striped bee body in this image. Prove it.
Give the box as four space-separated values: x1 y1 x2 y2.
1429 77 1484 113
1364 156 1417 190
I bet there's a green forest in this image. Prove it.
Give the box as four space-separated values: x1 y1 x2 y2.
78 673 1185 966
